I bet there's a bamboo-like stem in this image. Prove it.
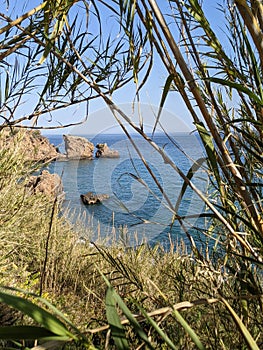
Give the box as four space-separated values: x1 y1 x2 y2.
137 1 202 127
235 0 263 70
19 3 262 255
87 293 262 334
175 1 263 219
146 0 263 236
5 1 263 252
252 0 263 32
0 2 47 35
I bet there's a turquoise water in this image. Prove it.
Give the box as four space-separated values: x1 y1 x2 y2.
47 133 208 247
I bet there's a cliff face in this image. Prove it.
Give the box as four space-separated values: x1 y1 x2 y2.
0 129 119 162
26 170 64 200
0 128 64 200
0 129 119 201
0 128 60 162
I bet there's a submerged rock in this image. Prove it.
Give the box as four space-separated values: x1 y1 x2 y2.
63 135 94 160
26 170 64 200
80 191 109 205
95 143 119 158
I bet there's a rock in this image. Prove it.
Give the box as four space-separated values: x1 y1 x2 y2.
26 170 64 200
95 143 119 158
63 135 94 160
0 128 60 162
80 191 109 205
55 153 68 161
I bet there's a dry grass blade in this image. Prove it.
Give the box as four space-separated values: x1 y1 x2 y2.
88 297 220 334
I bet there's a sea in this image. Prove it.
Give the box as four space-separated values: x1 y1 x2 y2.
46 132 209 248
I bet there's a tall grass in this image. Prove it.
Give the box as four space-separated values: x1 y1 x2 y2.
0 135 262 348
0 0 263 348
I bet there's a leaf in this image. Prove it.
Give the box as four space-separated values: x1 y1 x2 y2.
113 293 154 348
38 41 54 65
206 77 263 106
0 290 74 339
5 71 9 101
194 122 221 186
99 271 154 349
35 294 84 338
106 287 129 350
222 299 260 350
186 0 232 68
174 157 207 213
136 304 177 350
152 74 175 136
172 309 206 350
0 326 65 340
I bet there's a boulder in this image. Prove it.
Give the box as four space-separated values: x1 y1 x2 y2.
63 135 94 160
26 170 64 200
0 128 60 162
95 143 119 158
80 191 109 205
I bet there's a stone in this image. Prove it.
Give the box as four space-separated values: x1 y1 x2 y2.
55 153 68 161
95 143 119 158
80 191 109 205
0 128 61 162
26 170 64 200
63 135 94 160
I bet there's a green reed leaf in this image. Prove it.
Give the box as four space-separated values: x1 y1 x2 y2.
172 309 206 350
174 157 207 213
106 287 129 350
0 290 74 339
0 326 65 340
222 299 260 350
206 77 263 106
99 270 154 349
194 121 221 186
152 73 175 135
136 304 177 350
5 71 9 101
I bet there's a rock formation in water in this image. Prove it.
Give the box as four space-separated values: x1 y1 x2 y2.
26 170 64 199
95 143 120 158
63 135 94 160
0 128 61 162
80 191 109 205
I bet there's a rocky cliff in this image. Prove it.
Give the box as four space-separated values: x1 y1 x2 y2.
0 128 60 162
0 129 119 202
26 170 64 200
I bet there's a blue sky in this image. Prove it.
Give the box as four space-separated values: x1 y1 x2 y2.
0 1 227 135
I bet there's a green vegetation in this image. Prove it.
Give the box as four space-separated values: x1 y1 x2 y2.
0 0 262 349
0 134 262 348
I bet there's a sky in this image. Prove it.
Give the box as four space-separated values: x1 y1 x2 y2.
0 0 227 135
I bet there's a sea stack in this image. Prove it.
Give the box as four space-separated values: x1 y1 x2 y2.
95 143 120 158
63 135 94 160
